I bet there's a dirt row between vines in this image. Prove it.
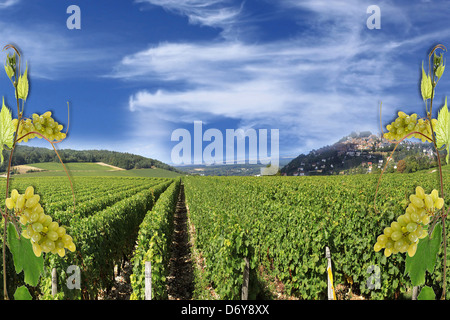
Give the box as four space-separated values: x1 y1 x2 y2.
99 182 194 300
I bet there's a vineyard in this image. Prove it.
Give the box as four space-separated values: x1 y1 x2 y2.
182 168 450 300
0 166 448 300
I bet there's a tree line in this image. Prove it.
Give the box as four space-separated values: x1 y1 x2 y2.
0 146 181 173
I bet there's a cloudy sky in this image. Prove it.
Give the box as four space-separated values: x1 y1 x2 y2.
1 0 449 165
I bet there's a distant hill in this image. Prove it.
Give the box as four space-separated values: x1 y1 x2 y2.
281 131 437 176
0 145 182 174
175 158 294 176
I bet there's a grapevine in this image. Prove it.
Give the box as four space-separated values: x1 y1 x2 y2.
0 44 76 300
375 44 450 299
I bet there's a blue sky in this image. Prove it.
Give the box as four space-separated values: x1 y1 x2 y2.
1 0 450 165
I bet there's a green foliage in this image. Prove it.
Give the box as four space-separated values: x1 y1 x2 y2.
417 285 436 300
13 285 32 300
183 172 450 300
7 222 43 287
16 64 28 101
421 62 433 101
405 222 442 286
436 98 449 164
130 179 181 300
0 99 14 164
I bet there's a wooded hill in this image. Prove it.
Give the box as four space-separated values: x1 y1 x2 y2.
0 145 181 173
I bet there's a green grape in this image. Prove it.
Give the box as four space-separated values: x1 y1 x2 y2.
24 186 34 199
410 194 424 208
31 232 41 243
32 243 42 257
391 221 401 231
408 243 418 257
62 234 73 246
25 194 40 208
406 222 417 233
397 215 407 227
19 215 28 225
29 212 40 223
5 198 15 209
56 226 66 237
5 187 74 257
66 242 76 252
421 214 430 225
415 186 425 199
47 231 59 241
16 194 25 210
391 231 403 241
383 227 393 237
11 189 19 201
383 112 434 142
14 111 67 143
48 221 59 232
408 232 418 243
385 239 394 249
56 248 66 257
424 195 434 210
55 240 65 249
374 242 383 252
32 222 43 233
435 198 444 210
384 248 393 257
377 234 388 245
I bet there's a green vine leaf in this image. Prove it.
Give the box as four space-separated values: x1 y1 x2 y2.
421 62 433 100
0 98 14 164
435 97 449 164
405 222 442 286
7 222 44 286
417 286 436 300
17 63 28 101
13 285 32 300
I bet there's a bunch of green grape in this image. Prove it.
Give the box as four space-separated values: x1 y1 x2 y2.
383 111 437 143
374 186 444 257
12 111 66 143
5 186 75 257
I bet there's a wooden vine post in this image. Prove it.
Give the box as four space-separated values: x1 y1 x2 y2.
241 257 249 300
145 261 152 300
325 246 336 300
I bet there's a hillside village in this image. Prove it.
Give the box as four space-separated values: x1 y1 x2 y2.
281 131 437 176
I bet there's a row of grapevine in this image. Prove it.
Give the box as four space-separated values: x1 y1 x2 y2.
130 178 181 300
183 171 450 299
41 179 173 299
0 176 174 299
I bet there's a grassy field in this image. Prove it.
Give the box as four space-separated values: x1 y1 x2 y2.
9 162 184 178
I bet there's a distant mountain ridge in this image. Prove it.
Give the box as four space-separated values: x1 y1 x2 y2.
0 145 181 173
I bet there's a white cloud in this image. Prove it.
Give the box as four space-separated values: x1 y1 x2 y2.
135 0 244 39
115 1 450 159
0 21 118 80
0 0 20 8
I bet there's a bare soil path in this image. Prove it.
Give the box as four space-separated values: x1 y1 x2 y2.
166 183 195 300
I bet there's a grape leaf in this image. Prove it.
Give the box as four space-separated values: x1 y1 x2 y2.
7 222 44 286
13 285 32 300
421 62 433 100
4 63 14 80
435 97 449 164
17 64 28 101
405 222 442 286
417 286 436 300
0 98 14 164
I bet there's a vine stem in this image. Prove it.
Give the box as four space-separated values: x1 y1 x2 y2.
2 44 23 300
426 44 447 299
